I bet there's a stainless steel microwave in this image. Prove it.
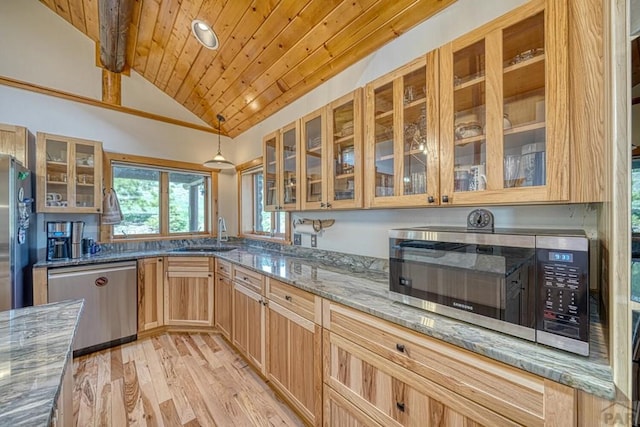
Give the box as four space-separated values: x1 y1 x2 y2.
389 227 590 356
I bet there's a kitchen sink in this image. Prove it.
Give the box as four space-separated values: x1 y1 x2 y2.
170 246 237 253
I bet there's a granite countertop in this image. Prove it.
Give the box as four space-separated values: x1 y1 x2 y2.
0 300 83 426
34 245 615 400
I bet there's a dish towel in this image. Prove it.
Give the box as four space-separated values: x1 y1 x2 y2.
102 188 124 224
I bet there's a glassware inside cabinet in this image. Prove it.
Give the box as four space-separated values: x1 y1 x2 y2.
502 12 546 188
332 100 356 201
45 138 68 207
374 82 394 197
304 116 323 203
75 143 96 207
281 127 297 205
453 40 486 193
402 67 428 196
264 136 277 207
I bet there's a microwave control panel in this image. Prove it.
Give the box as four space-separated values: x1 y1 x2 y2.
536 247 589 346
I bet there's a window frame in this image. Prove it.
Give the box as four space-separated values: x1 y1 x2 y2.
237 157 291 243
101 152 219 242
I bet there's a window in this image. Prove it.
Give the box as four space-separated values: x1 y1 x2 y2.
239 162 288 241
111 161 212 238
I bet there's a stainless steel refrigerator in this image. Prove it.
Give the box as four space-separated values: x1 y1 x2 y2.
0 155 33 311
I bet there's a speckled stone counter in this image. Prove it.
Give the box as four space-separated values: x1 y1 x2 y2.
34 244 615 400
0 300 83 426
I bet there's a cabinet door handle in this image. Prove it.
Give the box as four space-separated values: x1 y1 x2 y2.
326 202 332 208
320 202 326 207
208 274 212 277
285 295 292 301
427 196 435 203
442 195 449 203
396 402 405 412
262 300 268 306
396 343 406 353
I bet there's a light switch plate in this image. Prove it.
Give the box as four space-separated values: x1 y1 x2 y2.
311 234 317 248
294 233 301 245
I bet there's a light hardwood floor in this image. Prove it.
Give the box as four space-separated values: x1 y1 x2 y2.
73 333 304 426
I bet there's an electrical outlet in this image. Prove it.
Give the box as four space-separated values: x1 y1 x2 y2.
294 233 301 245
311 234 317 248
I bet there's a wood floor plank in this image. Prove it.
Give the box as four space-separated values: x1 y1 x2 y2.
94 350 112 427
142 339 172 403
156 335 197 424
159 399 181 426
73 333 303 427
76 353 98 426
111 346 124 382
111 378 128 426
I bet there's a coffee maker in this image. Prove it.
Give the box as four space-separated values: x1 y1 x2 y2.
47 221 71 261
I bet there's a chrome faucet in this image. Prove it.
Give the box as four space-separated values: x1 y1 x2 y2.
217 216 228 244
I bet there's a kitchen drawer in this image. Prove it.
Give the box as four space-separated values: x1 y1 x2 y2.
324 329 517 427
268 278 319 323
233 265 264 295
215 258 232 278
324 385 381 427
323 301 573 426
166 256 212 272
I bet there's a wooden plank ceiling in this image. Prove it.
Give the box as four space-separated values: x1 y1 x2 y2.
39 0 456 137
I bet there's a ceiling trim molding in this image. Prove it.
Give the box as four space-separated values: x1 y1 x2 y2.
0 75 217 134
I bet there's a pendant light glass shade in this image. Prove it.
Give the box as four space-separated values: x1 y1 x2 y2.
203 114 235 169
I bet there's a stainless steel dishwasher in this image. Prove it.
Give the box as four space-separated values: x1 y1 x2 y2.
48 261 137 356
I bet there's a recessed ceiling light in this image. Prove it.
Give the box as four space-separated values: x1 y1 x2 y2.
191 20 219 50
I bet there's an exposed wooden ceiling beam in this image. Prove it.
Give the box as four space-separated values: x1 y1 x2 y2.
99 0 134 73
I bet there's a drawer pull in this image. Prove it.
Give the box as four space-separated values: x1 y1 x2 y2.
396 343 406 353
243 276 249 281
285 295 292 301
396 402 405 412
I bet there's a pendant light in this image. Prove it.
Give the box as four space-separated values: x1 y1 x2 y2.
204 114 234 169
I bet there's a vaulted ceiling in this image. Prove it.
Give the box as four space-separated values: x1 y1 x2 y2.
39 0 456 137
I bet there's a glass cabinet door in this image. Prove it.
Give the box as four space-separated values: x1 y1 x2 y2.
74 143 98 209
280 122 299 210
401 66 428 198
452 39 487 195
328 88 362 208
501 12 546 190
301 110 324 210
263 132 278 211
366 55 438 207
372 81 395 199
44 137 70 209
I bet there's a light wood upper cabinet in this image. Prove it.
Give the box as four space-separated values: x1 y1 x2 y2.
0 123 34 168
439 0 569 205
138 257 164 332
164 257 214 327
326 89 364 209
300 107 326 210
35 133 103 213
364 52 440 208
263 122 300 212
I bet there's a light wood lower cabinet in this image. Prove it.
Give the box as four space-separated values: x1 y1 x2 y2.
164 257 214 327
232 281 266 373
323 301 578 426
137 257 164 332
214 274 232 340
267 300 322 426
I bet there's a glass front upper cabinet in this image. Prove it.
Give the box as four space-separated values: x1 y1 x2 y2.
365 53 439 207
327 88 363 209
280 121 299 211
36 133 102 213
300 109 325 210
440 0 566 204
263 131 279 211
